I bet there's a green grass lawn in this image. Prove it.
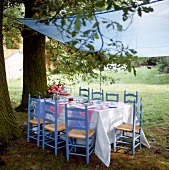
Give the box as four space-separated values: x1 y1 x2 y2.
3 67 169 170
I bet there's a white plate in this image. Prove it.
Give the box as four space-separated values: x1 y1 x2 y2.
84 103 90 106
108 105 118 108
69 105 76 107
88 106 95 109
58 102 66 105
57 100 66 103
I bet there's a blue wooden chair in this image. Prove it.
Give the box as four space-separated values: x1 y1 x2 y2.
106 92 119 102
79 87 90 99
42 99 66 155
124 90 138 104
65 104 95 164
27 94 43 146
113 98 143 156
91 89 104 101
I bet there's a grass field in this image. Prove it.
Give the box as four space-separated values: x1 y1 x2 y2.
2 67 169 170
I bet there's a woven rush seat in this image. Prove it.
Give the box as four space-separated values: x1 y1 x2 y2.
27 95 42 146
113 98 143 156
29 118 43 125
44 123 66 132
68 129 95 139
42 99 66 155
65 104 96 164
116 123 141 132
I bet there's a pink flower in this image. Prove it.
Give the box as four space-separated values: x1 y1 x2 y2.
48 81 65 94
52 88 57 93
58 86 62 92
61 84 64 90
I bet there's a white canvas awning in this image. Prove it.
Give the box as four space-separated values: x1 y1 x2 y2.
17 0 169 57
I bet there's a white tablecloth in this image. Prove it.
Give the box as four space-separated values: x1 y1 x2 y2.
89 104 150 167
39 99 150 167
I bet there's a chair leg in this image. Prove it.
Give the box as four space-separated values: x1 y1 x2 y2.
66 137 69 161
86 154 89 164
132 134 135 156
58 132 60 141
27 123 30 142
113 127 116 152
122 131 125 147
139 139 142 150
42 127 45 150
86 138 89 164
54 132 58 155
37 125 40 147
74 139 77 152
139 130 142 150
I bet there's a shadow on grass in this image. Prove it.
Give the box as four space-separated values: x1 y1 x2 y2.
1 112 169 170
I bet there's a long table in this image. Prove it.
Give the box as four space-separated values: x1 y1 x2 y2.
89 102 150 166
39 99 150 167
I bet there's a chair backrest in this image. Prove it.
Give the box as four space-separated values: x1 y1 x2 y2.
28 94 41 121
79 87 90 98
43 99 58 127
91 89 104 101
65 104 89 135
106 92 119 102
133 97 142 132
124 90 138 104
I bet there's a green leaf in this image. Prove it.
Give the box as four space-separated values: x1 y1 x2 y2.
92 22 99 28
82 18 86 26
115 22 123 31
137 7 142 17
142 7 154 13
88 11 93 20
95 1 105 7
61 18 66 28
94 33 99 39
71 40 78 46
71 31 77 37
129 49 137 55
133 66 136 76
113 3 121 10
75 12 81 31
67 19 74 30
83 30 91 36
102 21 108 23
106 23 112 28
106 0 113 10
86 44 95 51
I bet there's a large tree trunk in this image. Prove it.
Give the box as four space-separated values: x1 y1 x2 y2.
15 0 47 111
0 0 20 150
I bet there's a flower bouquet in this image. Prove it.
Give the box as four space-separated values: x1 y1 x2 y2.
47 81 65 94
47 81 65 100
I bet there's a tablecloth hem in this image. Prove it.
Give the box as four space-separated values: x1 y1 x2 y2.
94 150 110 167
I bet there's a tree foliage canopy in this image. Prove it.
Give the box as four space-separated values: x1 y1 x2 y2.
2 0 154 86
3 2 24 49
3 0 153 85
42 0 153 85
